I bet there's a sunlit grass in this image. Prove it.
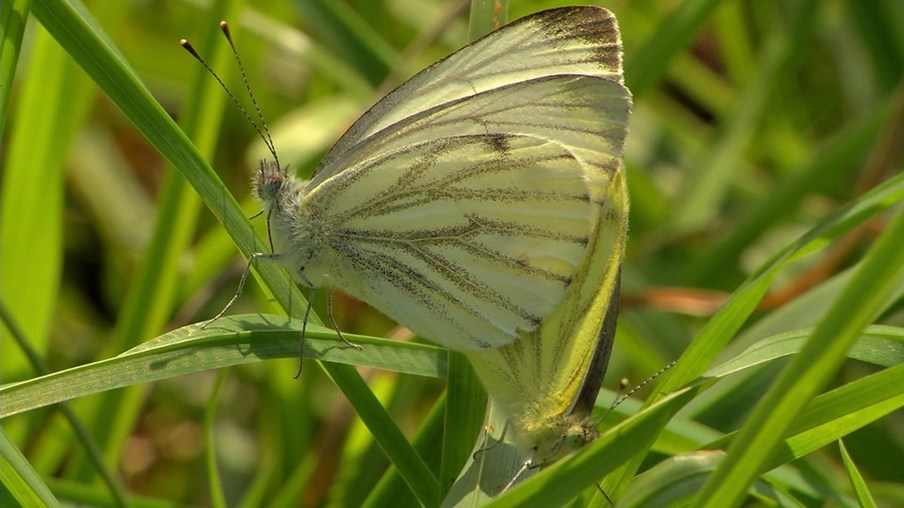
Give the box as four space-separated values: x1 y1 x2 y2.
2 0 902 506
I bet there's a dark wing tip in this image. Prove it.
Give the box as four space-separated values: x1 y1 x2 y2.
531 6 623 77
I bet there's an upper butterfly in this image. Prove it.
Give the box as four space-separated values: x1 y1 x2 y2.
256 6 630 352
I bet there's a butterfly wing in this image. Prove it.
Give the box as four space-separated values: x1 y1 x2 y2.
302 131 595 350
465 167 629 461
293 6 631 351
311 6 627 188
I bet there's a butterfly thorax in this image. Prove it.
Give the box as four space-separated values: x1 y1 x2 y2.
515 413 598 467
254 161 331 287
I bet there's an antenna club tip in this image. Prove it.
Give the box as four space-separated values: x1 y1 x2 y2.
219 21 233 38
180 39 200 58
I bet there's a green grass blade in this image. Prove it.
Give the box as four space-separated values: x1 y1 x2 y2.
485 384 707 507
670 0 820 232
689 104 890 285
468 0 508 40
695 202 904 506
72 0 242 478
30 0 306 318
323 364 441 506
364 394 447 507
0 316 446 418
1 24 77 379
840 440 878 508
0 0 31 140
705 325 904 377
292 0 396 86
205 370 229 508
625 0 724 96
1 426 60 507
768 362 904 471
0 300 130 504
440 353 486 496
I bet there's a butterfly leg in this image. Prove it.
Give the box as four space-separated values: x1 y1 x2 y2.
326 290 363 351
202 251 277 328
294 288 363 378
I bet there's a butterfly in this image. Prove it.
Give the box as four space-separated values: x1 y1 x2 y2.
451 167 628 498
256 5 631 362
466 168 628 467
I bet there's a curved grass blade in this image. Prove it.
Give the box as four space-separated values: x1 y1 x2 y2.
0 315 446 419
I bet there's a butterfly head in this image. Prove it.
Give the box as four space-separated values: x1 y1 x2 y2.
518 415 599 467
253 160 288 204
548 419 598 465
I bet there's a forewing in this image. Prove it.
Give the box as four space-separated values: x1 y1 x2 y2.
305 134 594 351
312 6 628 187
296 6 631 351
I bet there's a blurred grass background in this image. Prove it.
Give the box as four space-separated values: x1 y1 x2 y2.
1 0 903 506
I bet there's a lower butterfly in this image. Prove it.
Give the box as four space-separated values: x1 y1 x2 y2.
255 6 631 358
390 8 628 488
467 166 628 468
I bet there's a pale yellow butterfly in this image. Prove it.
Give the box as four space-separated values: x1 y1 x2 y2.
448 166 628 501
255 6 631 359
422 7 629 481
467 168 628 468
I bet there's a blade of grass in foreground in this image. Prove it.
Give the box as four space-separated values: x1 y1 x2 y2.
696 203 904 506
0 315 447 419
839 440 878 508
1 426 60 507
602 168 904 498
485 384 708 507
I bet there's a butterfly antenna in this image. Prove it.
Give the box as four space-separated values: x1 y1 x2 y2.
182 26 280 250
610 360 677 411
586 360 677 431
217 22 281 171
180 25 280 170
